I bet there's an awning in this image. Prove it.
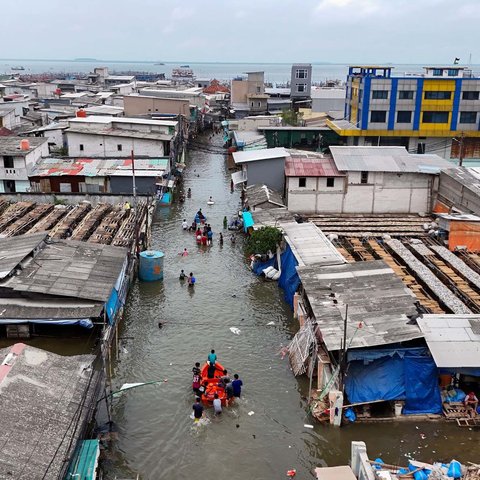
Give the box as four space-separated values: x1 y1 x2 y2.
231 170 247 185
0 318 93 328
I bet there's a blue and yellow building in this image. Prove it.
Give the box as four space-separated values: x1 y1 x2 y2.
327 65 480 160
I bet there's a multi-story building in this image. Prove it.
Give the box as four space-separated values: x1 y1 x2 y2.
231 72 269 116
327 65 480 161
290 64 312 105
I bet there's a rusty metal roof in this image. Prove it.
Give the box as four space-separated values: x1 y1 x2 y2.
285 152 344 177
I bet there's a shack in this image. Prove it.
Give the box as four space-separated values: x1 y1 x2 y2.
0 343 100 479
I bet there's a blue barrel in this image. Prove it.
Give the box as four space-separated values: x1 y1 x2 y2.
139 251 164 281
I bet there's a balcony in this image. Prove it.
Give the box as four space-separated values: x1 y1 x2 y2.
0 167 28 180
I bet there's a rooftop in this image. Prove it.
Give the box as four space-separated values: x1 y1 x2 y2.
233 147 289 164
285 151 344 177
329 146 452 173
417 314 480 368
0 136 47 156
280 221 346 267
297 259 421 351
68 115 177 127
244 184 286 209
0 343 98 479
441 167 480 198
67 127 174 142
2 236 128 303
30 157 169 178
84 105 124 115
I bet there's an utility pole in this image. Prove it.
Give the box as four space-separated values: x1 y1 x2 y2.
459 132 465 167
131 149 137 208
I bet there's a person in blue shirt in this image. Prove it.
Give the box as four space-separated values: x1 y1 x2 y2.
207 229 213 246
232 374 243 398
208 349 217 366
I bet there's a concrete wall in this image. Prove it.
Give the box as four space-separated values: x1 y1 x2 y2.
290 64 312 98
245 157 286 192
66 131 165 157
286 172 434 214
124 96 190 116
231 80 248 104
0 192 150 206
0 109 19 129
110 176 157 195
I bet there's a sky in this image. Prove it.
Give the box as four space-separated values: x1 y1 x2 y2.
2 0 479 64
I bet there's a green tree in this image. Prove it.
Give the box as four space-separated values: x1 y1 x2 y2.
281 108 303 127
245 226 282 256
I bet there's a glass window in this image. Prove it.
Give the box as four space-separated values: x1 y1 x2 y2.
297 84 306 93
397 111 412 123
447 69 458 77
424 91 452 100
459 111 477 123
3 156 14 168
399 90 414 100
372 90 388 99
361 171 369 184
298 177 306 188
326 177 335 187
296 69 308 79
433 69 443 76
117 144 122 151
422 111 449 123
370 110 387 123
79 144 84 151
462 91 480 100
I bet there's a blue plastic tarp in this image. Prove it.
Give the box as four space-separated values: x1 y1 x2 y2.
0 318 93 328
345 349 443 414
403 355 443 414
345 355 406 403
252 257 276 276
243 211 254 232
278 244 300 309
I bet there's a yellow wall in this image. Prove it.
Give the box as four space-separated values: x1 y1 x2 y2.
350 78 360 125
419 79 455 131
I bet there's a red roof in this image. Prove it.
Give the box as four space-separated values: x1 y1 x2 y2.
285 153 344 177
0 127 14 137
203 79 230 94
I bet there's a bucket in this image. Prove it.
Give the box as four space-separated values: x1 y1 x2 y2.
394 402 403 416
139 250 164 281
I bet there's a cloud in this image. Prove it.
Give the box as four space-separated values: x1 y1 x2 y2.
315 0 380 15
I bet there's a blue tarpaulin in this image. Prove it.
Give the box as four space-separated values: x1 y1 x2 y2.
252 257 276 276
243 211 254 232
345 348 442 414
0 318 93 328
278 244 300 309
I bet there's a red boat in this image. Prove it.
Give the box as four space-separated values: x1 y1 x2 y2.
199 362 230 406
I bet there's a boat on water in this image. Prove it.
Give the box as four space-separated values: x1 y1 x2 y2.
180 64 190 68
11 66 25 71
172 67 194 78
199 362 230 406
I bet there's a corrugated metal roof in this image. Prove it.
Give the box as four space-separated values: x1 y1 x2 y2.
280 222 346 267
441 167 480 197
285 152 344 177
30 157 169 178
417 315 480 368
0 233 47 279
298 260 421 351
330 146 453 173
245 184 285 209
233 147 289 164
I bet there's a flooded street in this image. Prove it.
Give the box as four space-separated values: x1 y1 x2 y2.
103 135 480 480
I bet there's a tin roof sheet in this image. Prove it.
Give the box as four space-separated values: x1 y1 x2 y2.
233 147 289 164
330 146 452 173
417 314 480 368
285 151 344 177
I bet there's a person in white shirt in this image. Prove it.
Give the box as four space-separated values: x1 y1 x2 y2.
182 219 188 230
213 393 222 415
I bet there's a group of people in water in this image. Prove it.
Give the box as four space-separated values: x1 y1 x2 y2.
191 350 244 421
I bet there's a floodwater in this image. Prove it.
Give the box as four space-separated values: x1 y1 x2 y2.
98 135 480 479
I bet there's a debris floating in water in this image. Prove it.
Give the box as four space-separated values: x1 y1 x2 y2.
304 424 314 429
248 411 255 416
230 327 241 335
267 321 275 326
287 469 296 477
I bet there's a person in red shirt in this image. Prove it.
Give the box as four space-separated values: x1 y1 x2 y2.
464 391 478 417
201 234 207 245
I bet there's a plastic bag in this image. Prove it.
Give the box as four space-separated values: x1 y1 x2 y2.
447 460 462 479
344 408 356 422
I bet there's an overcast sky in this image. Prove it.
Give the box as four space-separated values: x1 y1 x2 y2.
2 0 479 64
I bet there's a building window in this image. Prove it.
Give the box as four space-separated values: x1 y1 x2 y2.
372 90 388 100
361 171 369 184
422 111 449 123
326 177 335 187
399 90 414 100
432 69 443 76
117 144 122 151
79 144 84 151
3 156 14 168
447 69 458 77
459 111 477 123
296 69 308 79
257 102 261 107
297 84 306 93
256 86 261 93
397 110 412 123
462 91 480 100
424 91 452 100
298 177 307 188
417 143 426 154
370 110 387 123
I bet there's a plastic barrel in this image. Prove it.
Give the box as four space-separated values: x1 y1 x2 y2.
139 251 164 281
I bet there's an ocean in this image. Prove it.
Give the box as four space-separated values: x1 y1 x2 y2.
2 59 480 84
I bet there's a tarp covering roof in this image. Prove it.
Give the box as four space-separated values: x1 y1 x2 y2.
417 314 480 368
